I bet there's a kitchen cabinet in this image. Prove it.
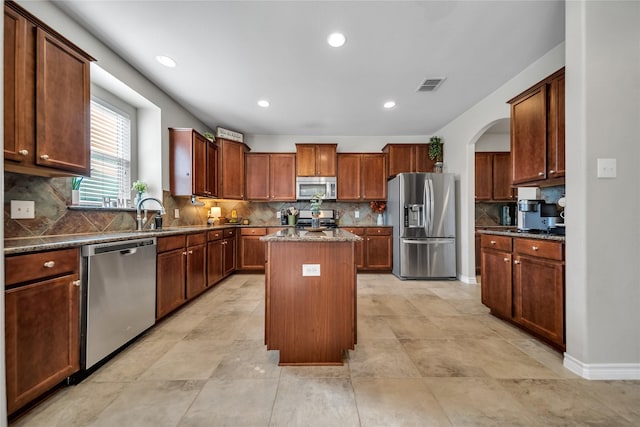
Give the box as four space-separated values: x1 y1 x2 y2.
169 128 218 197
513 238 565 347
480 233 565 349
5 248 80 415
295 143 337 177
475 152 514 201
238 227 268 271
341 227 392 271
382 144 438 178
475 231 481 275
208 228 237 285
218 138 250 199
185 233 207 300
245 153 296 201
337 153 387 201
509 67 565 186
480 235 513 319
4 2 94 177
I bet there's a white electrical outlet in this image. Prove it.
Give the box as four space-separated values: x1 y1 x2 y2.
597 158 616 178
354 210 360 219
11 200 35 219
302 264 321 277
276 211 281 218
174 208 180 218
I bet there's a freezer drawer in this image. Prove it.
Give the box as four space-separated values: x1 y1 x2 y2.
398 238 456 279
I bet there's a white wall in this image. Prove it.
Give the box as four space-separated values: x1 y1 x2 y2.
475 133 510 152
433 43 565 284
245 134 429 153
563 0 640 378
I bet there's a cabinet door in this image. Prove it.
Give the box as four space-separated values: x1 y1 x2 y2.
492 153 514 200
386 145 415 178
219 139 246 199
513 255 564 346
475 232 482 275
337 154 361 201
316 144 337 176
416 144 436 173
239 236 266 270
192 132 208 196
246 153 270 200
270 153 296 200
185 244 207 300
342 228 365 269
510 85 547 185
207 140 218 197
474 153 493 201
4 6 31 164
365 234 392 270
480 249 512 319
36 28 90 175
156 248 186 319
207 240 224 286
361 153 387 200
547 72 565 178
296 144 317 176
222 237 236 276
5 275 80 415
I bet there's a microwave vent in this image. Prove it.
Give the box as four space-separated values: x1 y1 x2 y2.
417 77 446 92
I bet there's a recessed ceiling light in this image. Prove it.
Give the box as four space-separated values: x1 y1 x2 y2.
257 100 270 108
383 101 396 109
327 32 346 48
155 55 177 68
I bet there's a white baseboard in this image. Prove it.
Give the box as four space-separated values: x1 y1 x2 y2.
459 274 478 284
563 353 640 380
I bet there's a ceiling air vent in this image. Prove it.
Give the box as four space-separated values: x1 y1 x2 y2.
417 77 446 92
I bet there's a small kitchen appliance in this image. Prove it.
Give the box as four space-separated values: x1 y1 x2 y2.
296 176 337 201
517 199 561 232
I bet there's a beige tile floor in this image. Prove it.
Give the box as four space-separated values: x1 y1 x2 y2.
11 274 640 426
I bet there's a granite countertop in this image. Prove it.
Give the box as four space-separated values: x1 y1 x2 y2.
260 228 362 242
477 228 566 242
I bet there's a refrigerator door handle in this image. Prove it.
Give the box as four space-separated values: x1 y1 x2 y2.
403 238 454 245
428 178 435 235
423 178 429 236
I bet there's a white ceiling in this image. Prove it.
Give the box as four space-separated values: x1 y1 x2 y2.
55 1 565 137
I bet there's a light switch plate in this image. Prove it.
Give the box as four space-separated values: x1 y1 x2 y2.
174 208 180 218
302 264 321 276
11 200 35 219
597 158 616 178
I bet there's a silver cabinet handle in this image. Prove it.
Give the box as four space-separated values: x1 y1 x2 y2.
490 240 497 245
514 260 521 265
503 257 509 262
538 172 544 176
43 261 55 268
549 170 555 174
532 246 539 251
188 250 193 254
72 280 81 287
19 149 28 156
182 251 187 256
40 154 50 160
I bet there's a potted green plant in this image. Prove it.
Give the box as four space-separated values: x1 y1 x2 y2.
71 177 83 205
310 194 324 228
429 136 444 172
203 131 216 142
132 180 148 206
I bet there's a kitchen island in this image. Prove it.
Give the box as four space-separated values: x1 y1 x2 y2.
261 228 361 365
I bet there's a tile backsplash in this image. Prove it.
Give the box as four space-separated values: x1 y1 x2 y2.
3 173 385 238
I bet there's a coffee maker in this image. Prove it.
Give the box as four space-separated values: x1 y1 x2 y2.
517 199 562 232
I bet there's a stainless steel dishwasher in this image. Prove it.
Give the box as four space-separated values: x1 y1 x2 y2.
81 237 157 369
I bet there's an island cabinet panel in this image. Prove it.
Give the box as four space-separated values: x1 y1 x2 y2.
509 67 565 186
295 143 337 177
4 2 94 177
218 138 249 199
265 241 356 365
5 247 80 415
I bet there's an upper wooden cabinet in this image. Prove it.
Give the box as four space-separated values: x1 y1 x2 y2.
218 138 250 199
245 153 296 201
295 144 337 176
382 144 437 178
169 128 217 197
509 68 565 186
4 2 94 177
337 153 387 201
475 152 514 201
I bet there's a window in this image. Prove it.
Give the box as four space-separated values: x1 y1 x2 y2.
80 98 132 205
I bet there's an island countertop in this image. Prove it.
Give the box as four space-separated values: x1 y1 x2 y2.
260 228 362 242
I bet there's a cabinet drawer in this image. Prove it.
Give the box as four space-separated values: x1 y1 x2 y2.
158 235 186 252
366 227 392 236
341 227 365 236
481 235 512 251
6 248 79 287
223 228 237 238
186 232 206 246
240 228 267 236
514 238 564 261
208 230 224 241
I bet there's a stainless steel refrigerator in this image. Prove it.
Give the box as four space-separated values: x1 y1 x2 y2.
387 173 456 279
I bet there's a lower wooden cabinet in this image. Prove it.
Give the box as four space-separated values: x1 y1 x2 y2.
208 228 237 284
4 248 80 415
480 234 565 349
185 233 207 300
238 228 267 271
341 227 392 271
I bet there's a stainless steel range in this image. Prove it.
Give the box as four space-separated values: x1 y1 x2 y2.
296 209 338 228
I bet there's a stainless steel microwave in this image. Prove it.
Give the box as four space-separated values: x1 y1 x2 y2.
296 176 337 200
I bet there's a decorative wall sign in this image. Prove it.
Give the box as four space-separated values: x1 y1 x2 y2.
216 127 244 143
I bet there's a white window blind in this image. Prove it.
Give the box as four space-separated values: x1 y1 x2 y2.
81 99 131 205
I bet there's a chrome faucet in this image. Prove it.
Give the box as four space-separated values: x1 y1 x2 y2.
136 197 166 231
